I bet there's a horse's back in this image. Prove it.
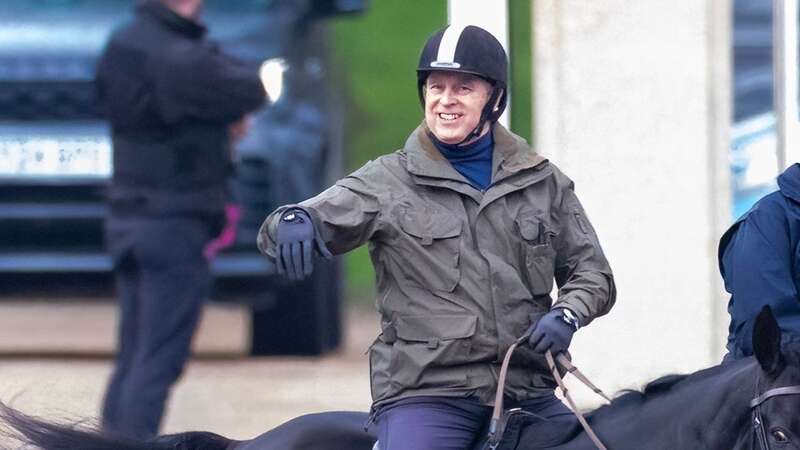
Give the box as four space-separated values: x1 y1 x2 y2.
235 411 376 450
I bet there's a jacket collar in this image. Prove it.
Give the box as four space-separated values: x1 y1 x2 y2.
491 123 547 183
404 123 462 182
138 0 207 39
404 122 546 184
779 163 800 203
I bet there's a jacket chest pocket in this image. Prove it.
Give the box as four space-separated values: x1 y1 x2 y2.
516 214 556 296
395 212 463 292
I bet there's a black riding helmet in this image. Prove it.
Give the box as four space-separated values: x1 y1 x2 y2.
417 24 508 144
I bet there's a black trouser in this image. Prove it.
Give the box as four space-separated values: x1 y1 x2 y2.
101 216 213 439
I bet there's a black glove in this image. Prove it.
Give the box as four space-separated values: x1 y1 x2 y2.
275 208 315 281
527 309 578 355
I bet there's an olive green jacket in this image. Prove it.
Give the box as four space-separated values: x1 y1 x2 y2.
258 124 615 407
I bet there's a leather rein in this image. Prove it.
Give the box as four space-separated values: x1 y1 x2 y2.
487 336 611 450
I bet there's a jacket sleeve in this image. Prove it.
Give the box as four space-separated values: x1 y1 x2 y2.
154 41 266 124
551 182 616 326
721 203 795 355
257 165 383 261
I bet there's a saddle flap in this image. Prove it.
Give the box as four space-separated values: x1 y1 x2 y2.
516 416 580 448
474 411 580 450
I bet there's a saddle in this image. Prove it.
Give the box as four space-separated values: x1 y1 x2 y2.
471 411 580 450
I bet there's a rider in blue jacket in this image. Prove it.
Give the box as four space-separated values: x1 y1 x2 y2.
721 163 800 360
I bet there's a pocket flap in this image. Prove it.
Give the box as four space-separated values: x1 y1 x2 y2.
515 214 541 242
394 314 477 341
399 213 462 240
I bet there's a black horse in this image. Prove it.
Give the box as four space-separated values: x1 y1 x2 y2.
3 306 799 450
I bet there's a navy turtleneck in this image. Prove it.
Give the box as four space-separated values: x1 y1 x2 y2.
432 130 494 191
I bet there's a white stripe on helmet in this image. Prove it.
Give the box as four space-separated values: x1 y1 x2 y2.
431 24 468 68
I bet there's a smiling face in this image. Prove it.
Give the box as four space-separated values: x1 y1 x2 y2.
423 71 493 145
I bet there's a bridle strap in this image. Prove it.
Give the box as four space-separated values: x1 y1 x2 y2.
753 409 770 450
750 386 800 408
749 380 800 450
487 336 610 450
554 353 613 403
546 351 609 450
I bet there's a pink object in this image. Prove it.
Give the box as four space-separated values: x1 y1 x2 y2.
204 203 243 262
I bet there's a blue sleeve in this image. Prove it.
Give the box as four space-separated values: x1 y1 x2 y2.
722 201 796 355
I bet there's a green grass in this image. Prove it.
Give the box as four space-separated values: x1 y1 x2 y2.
509 0 532 142
330 2 533 306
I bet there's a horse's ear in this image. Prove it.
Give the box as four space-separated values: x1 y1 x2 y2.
753 305 784 375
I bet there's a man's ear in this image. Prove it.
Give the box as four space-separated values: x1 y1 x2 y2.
753 305 784 375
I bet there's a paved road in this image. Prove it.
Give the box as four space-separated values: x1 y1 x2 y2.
0 301 379 444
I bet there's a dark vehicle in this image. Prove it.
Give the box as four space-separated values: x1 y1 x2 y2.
0 0 363 355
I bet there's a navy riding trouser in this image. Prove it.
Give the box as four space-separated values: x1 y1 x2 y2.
101 216 213 439
374 394 573 450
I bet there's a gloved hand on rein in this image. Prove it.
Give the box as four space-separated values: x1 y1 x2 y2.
527 308 579 355
275 208 316 281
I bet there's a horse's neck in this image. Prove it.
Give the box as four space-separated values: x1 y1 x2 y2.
556 361 758 450
674 362 756 449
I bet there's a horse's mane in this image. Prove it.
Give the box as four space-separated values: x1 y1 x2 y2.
610 373 690 403
587 359 746 418
587 344 800 420
586 373 693 416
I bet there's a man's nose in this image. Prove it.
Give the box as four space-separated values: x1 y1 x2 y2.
440 88 457 105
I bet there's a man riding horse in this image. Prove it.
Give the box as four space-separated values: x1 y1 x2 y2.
257 24 616 449
721 163 800 361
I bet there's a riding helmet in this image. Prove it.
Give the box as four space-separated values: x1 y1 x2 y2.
417 24 508 139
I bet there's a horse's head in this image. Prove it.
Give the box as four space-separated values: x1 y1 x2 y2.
749 305 800 449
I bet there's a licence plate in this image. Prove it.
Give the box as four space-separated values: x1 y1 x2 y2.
0 124 112 180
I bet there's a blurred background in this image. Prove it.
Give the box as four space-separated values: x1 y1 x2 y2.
0 0 795 442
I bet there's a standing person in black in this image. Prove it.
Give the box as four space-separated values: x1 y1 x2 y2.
95 0 276 438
